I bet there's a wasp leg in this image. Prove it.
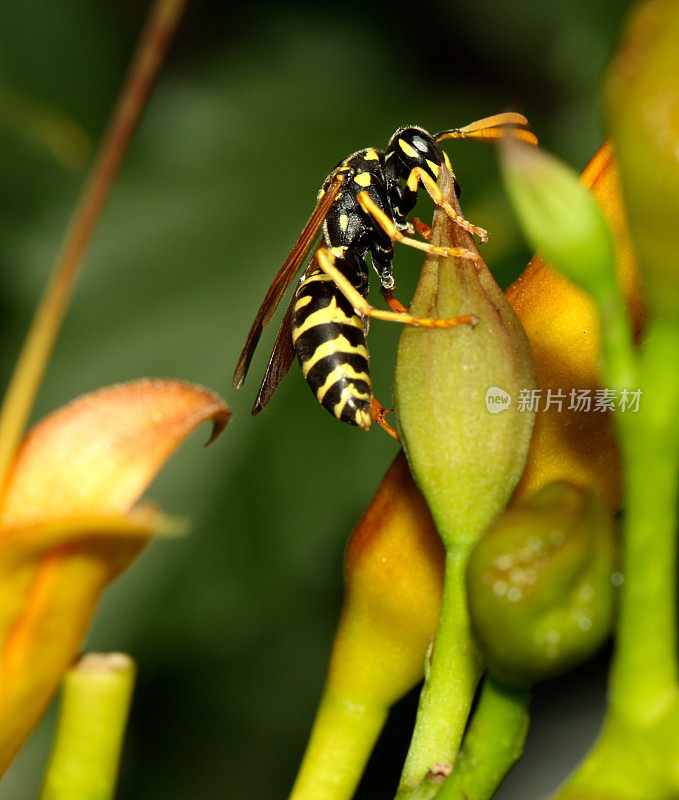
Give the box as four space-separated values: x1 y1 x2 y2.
404 167 489 242
371 396 400 442
410 217 432 240
384 287 483 336
382 292 408 314
315 249 478 329
355 192 484 266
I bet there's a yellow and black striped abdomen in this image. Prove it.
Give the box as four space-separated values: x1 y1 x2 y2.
292 268 371 429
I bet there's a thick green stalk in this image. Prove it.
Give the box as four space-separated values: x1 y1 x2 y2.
39 653 136 800
610 319 679 722
587 222 678 722
395 548 482 800
556 318 679 799
435 678 529 800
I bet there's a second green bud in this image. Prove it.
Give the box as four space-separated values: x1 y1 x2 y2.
467 481 616 689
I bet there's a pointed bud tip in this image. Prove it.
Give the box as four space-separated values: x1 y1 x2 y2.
500 141 616 299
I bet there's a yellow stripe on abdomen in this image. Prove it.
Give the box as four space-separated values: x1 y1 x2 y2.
301 336 369 378
294 294 313 312
315 364 371 404
334 386 372 425
292 296 363 342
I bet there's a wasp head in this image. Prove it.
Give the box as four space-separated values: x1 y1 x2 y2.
386 127 461 197
386 127 447 179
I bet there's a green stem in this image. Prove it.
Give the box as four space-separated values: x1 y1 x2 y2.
435 677 530 800
595 283 638 396
39 653 136 800
396 548 482 800
610 318 679 723
287 690 387 800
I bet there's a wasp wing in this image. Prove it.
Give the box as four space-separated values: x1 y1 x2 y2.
250 279 298 415
232 171 345 389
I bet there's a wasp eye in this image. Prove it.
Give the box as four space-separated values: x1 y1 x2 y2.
412 135 429 154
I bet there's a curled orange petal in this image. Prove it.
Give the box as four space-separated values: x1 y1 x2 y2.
0 379 230 526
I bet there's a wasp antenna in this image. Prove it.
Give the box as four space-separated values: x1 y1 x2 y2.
444 127 538 146
507 128 538 146
435 113 536 146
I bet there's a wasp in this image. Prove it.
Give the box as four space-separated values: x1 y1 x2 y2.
233 113 536 438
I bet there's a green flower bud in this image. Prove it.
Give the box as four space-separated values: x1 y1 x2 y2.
604 0 679 320
467 481 616 689
40 653 136 800
393 167 536 550
499 140 616 301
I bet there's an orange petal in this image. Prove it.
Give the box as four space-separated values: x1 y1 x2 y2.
0 508 172 775
0 379 229 773
332 451 444 705
507 143 641 510
0 379 231 526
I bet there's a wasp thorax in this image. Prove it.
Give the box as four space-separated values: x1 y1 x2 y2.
393 167 536 551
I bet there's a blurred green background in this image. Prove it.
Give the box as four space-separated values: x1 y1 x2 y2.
0 1 631 798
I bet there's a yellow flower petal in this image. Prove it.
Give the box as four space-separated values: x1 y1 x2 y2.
0 510 167 775
0 379 231 525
